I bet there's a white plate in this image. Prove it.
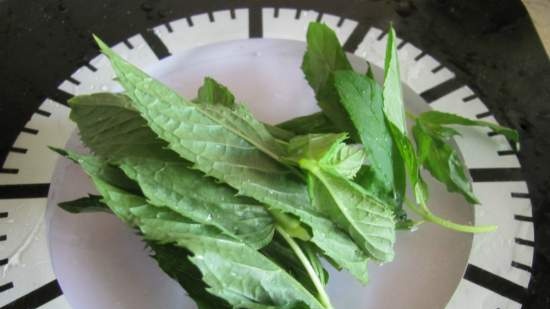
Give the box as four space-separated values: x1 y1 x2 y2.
0 9 533 309
48 39 472 309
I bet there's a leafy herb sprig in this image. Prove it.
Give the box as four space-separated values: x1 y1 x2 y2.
54 22 518 309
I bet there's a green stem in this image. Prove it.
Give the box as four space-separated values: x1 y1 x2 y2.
405 110 418 120
270 210 311 241
276 225 334 309
404 198 426 218
422 211 497 233
404 198 497 234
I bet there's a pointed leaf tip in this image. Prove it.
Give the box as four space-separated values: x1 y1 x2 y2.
48 146 68 157
67 96 78 106
48 147 88 165
48 147 81 164
92 34 112 56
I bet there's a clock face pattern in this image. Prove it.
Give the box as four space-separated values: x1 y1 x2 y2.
0 7 534 309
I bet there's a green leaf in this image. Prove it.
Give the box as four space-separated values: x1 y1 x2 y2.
287 133 348 163
68 93 165 160
301 22 356 135
418 111 519 144
382 26 406 134
355 146 407 210
333 70 404 201
199 102 292 162
56 149 234 308
195 76 297 142
140 217 327 309
97 185 231 308
52 148 155 224
58 195 111 214
196 77 235 107
323 144 367 179
302 159 396 262
103 191 241 309
50 147 142 198
413 120 479 204
69 93 275 249
195 77 297 143
354 166 389 201
301 22 351 94
148 242 232 309
261 234 328 297
287 133 366 179
379 27 427 205
120 155 275 249
301 242 329 286
273 226 333 309
413 110 518 205
276 112 337 135
265 123 297 141
304 214 370 284
387 122 429 205
287 134 396 262
95 36 371 283
56 195 229 308
354 166 412 230
97 36 288 164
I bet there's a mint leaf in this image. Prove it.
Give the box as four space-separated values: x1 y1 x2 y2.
52 148 162 224
418 111 519 145
94 37 370 283
57 194 230 308
333 70 405 203
380 27 428 205
56 150 232 309
148 242 231 309
301 242 329 286
323 143 366 179
383 26 406 134
277 112 336 135
305 215 370 284
196 77 298 143
67 93 164 160
120 154 275 249
302 23 352 97
354 166 412 230
287 133 348 163
58 195 111 214
95 187 234 309
290 134 396 262
261 234 329 296
194 77 297 156
265 124 297 141
413 110 518 204
287 133 365 179
302 22 356 135
141 217 327 309
50 147 142 202
306 168 396 262
196 77 236 107
389 121 429 205
413 120 479 204
57 149 322 309
69 93 275 249
96 36 287 164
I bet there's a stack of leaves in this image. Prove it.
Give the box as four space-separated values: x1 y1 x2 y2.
54 22 518 309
